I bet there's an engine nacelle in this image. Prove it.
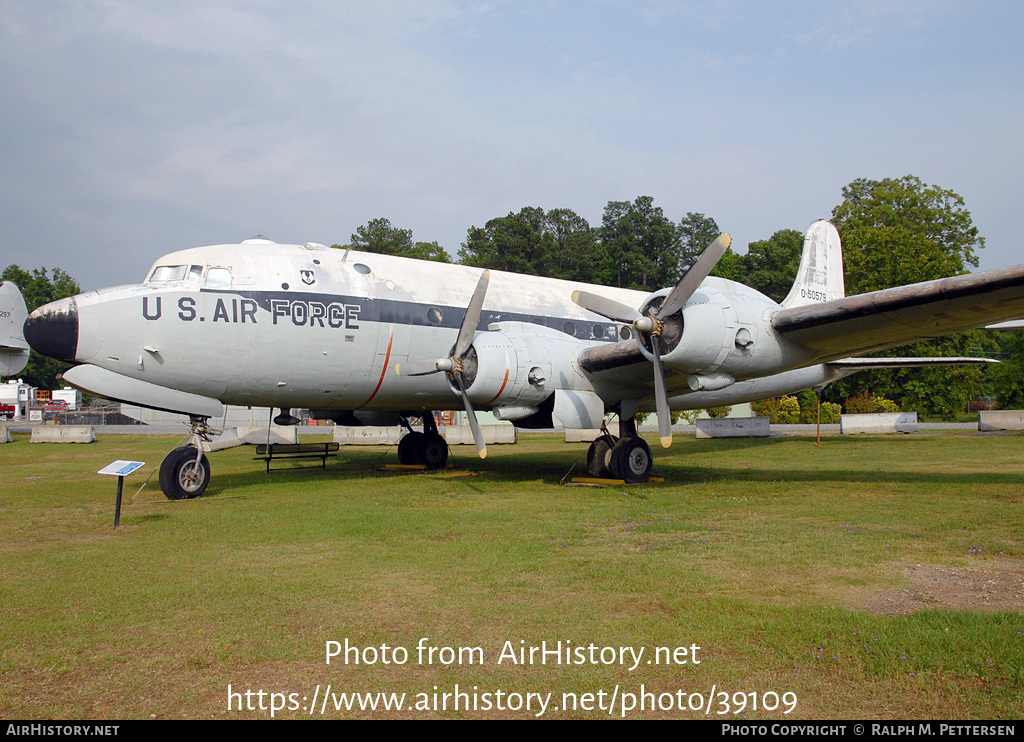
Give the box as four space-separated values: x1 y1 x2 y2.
637 284 772 378
456 322 592 410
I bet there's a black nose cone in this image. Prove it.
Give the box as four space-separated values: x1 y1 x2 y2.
24 297 79 362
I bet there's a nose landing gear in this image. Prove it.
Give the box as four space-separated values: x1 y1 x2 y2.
158 416 217 500
159 446 210 500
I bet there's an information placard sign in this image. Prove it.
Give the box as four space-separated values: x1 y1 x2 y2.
98 460 146 477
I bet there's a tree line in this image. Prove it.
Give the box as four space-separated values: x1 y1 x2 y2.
0 266 81 393
339 175 1009 419
6 175 1019 418
341 175 984 300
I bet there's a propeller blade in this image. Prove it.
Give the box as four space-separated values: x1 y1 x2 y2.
571 290 641 324
650 335 673 448
454 270 490 360
395 358 447 377
453 373 487 458
657 233 731 319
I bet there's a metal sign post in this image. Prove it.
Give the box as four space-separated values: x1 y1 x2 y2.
98 460 145 528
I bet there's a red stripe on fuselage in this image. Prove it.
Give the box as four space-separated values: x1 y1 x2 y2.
357 325 394 409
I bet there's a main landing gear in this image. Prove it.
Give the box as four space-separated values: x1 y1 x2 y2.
396 414 449 470
159 416 216 500
585 417 653 484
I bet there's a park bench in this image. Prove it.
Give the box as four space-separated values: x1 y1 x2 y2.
254 442 339 472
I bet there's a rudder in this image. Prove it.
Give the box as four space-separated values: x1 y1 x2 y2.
781 220 845 308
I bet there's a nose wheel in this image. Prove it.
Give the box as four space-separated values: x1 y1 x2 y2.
159 416 217 500
159 446 211 500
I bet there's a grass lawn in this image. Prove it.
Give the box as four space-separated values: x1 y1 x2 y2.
1 429 1022 719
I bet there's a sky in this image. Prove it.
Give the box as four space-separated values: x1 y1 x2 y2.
1 0 1022 291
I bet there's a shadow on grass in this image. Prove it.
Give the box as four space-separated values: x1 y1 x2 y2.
656 463 1024 486
132 512 172 522
188 434 1024 499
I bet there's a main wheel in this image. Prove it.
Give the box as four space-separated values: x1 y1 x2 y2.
159 446 211 500
397 432 426 465
587 435 616 478
609 437 653 484
421 433 449 469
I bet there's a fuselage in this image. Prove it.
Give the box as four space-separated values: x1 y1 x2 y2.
25 238 822 418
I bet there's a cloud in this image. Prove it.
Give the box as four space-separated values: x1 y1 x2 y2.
0 1 1021 290
795 0 954 52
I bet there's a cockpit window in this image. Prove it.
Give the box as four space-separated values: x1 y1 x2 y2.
149 265 188 282
204 267 232 290
188 265 203 280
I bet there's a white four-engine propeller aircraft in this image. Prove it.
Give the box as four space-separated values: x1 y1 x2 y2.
6 220 1024 499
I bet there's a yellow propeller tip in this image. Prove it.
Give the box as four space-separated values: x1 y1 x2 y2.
479 448 487 459
660 437 673 449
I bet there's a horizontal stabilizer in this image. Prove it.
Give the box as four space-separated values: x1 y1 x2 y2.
987 319 1024 330
773 264 1024 362
827 356 998 370
0 281 30 377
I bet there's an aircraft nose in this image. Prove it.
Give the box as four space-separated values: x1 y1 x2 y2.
23 296 79 362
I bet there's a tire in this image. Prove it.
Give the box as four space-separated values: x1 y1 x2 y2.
586 435 616 478
397 432 426 465
421 433 449 469
159 446 211 500
609 437 653 484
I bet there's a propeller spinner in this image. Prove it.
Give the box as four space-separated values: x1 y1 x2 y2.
572 234 731 448
395 270 490 458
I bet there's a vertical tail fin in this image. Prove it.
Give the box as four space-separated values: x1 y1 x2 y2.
0 281 30 377
781 220 845 308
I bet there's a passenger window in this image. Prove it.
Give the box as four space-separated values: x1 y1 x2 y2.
204 267 232 290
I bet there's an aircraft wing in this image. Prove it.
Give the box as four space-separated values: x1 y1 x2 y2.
772 264 1024 362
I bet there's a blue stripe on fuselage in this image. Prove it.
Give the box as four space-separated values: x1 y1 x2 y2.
196 288 623 343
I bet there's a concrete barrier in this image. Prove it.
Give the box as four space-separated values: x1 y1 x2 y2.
205 425 299 451
0 425 10 443
840 412 918 435
566 421 619 443
30 425 96 443
333 426 403 446
978 410 1024 431
443 425 517 445
695 416 770 439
